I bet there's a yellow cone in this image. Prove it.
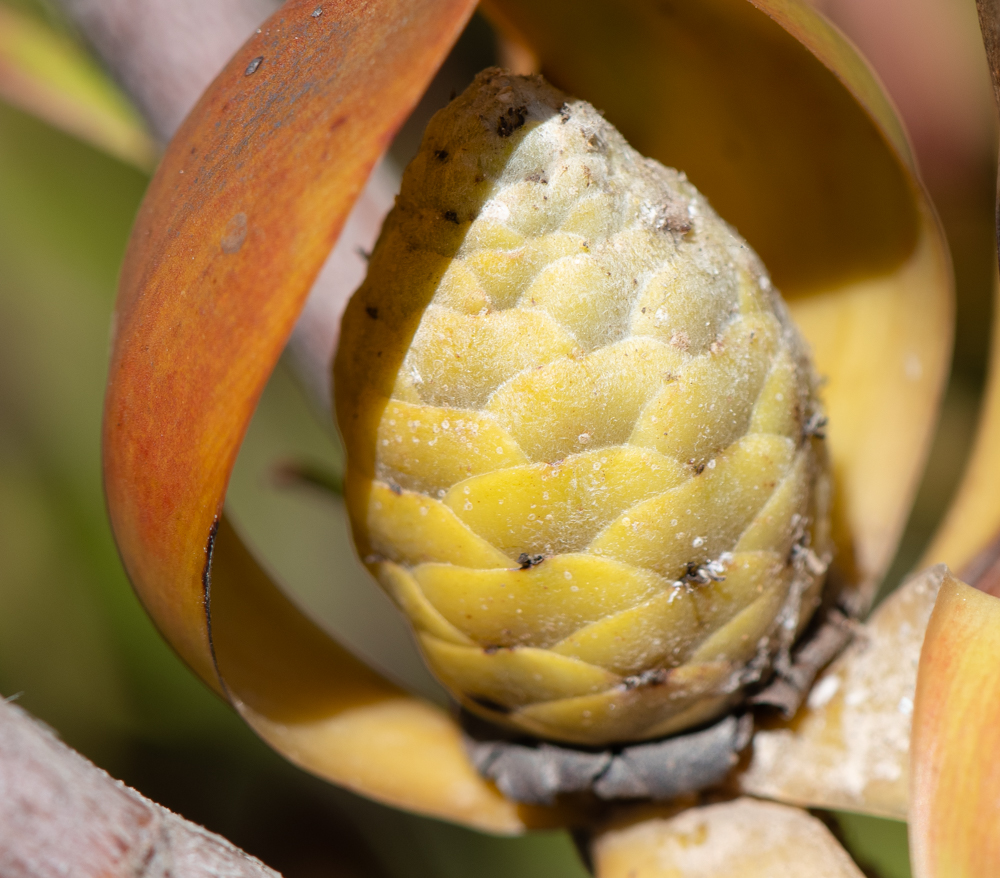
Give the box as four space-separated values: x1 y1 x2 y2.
335 69 831 745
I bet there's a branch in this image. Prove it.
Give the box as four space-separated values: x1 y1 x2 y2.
0 696 282 878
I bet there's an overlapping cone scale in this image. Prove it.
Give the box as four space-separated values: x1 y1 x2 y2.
335 70 832 746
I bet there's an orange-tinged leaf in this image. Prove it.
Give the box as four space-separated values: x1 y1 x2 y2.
485 0 952 606
105 0 474 693
99 0 540 830
910 574 1000 878
593 797 865 877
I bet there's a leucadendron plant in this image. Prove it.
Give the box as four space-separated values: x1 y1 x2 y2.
100 0 1000 874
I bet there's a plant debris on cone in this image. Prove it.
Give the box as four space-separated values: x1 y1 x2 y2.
336 70 833 753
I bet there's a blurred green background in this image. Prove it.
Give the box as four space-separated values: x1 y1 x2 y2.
0 1 995 876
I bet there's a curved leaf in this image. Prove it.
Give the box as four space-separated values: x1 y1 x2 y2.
100 0 536 831
592 797 865 877
910 575 1000 877
485 0 952 607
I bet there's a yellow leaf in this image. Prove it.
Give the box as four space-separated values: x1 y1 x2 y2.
593 797 865 877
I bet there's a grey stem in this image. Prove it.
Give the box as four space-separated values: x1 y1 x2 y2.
0 696 282 878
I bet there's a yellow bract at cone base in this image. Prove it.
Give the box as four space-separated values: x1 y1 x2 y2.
335 69 832 746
